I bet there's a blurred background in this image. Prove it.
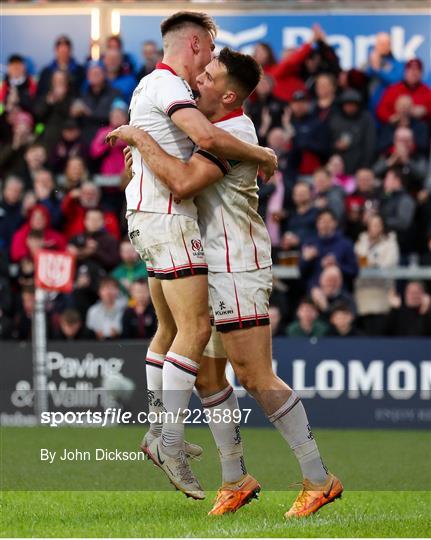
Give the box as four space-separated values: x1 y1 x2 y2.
0 1 430 431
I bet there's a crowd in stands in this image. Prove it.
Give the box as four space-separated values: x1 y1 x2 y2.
1 26 431 341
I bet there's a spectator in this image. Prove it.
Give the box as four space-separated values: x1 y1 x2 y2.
0 54 36 114
264 171 286 250
379 168 416 255
89 99 128 175
68 208 120 272
330 89 376 174
86 276 127 340
105 34 136 75
0 111 34 178
61 181 120 240
19 143 47 189
49 119 88 174
269 303 284 337
66 264 100 320
327 154 356 194
0 272 13 339
313 73 338 122
328 301 362 337
121 279 156 339
376 59 431 123
265 127 290 182
32 169 62 229
62 156 89 193
386 282 431 336
34 70 74 153
377 95 430 156
37 35 85 98
71 62 121 144
313 167 345 220
300 209 358 289
10 204 66 262
0 176 24 250
102 49 136 103
345 168 382 242
111 239 148 295
287 297 328 337
281 181 318 250
354 214 399 335
247 74 285 144
310 265 356 318
51 308 95 340
12 286 35 340
373 127 428 192
285 90 330 180
365 32 404 110
137 40 159 80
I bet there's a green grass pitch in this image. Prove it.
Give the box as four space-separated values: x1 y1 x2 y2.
1 426 430 537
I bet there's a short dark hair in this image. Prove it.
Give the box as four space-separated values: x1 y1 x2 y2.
60 309 82 325
217 47 262 100
330 300 354 316
317 208 338 222
8 54 24 64
161 11 217 39
99 276 119 290
298 297 317 310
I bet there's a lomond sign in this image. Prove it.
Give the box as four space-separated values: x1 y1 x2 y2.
1 339 430 429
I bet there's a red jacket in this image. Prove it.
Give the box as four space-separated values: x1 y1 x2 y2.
377 80 431 123
10 205 67 262
61 192 121 240
265 43 310 102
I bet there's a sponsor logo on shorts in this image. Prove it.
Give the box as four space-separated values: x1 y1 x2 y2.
129 230 140 240
191 239 204 257
215 300 234 317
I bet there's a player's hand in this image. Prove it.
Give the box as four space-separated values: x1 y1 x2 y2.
123 146 133 180
259 147 278 182
106 125 140 147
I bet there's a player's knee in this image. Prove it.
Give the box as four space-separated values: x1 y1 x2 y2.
154 324 177 349
236 369 259 395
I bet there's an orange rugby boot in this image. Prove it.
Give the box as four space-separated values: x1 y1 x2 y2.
208 474 261 516
285 473 343 518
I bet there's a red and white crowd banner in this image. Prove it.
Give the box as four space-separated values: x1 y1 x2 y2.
35 250 76 293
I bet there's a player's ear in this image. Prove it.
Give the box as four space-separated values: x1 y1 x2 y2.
223 90 237 106
191 34 200 55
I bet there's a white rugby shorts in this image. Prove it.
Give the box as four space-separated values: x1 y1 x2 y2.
127 211 207 279
203 267 272 357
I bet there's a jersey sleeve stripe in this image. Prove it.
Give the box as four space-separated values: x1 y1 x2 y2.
196 149 230 175
166 100 197 117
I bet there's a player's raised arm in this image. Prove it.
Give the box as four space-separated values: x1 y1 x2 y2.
170 107 277 180
107 126 223 199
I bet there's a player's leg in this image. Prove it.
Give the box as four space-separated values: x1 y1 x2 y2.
215 269 342 517
141 277 176 447
159 272 211 458
195 333 260 516
196 332 247 486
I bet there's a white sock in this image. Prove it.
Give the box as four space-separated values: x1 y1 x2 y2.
201 385 246 484
145 350 165 438
268 390 328 485
162 351 199 457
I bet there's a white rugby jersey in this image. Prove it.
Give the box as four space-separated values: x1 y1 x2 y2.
195 110 272 273
126 63 198 218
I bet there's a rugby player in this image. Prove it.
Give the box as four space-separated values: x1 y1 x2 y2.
108 47 343 519
114 12 277 500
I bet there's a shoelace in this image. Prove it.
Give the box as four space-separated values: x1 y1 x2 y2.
177 451 199 486
291 488 309 511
